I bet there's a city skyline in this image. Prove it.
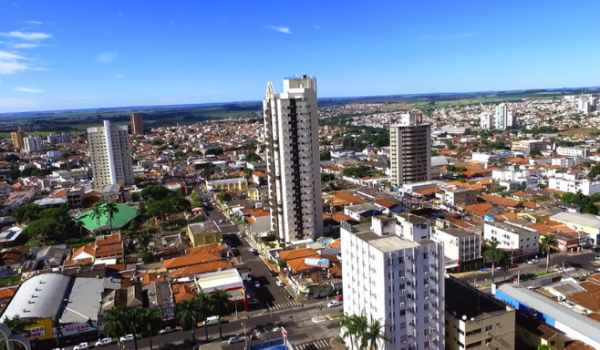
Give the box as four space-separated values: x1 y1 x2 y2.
2 0 600 113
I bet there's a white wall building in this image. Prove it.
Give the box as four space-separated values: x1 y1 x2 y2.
390 112 431 187
480 112 493 130
263 76 323 243
491 168 539 189
483 221 539 258
341 216 445 350
87 120 134 190
495 103 517 130
23 135 43 153
556 147 590 157
47 133 73 144
432 227 481 270
548 176 600 196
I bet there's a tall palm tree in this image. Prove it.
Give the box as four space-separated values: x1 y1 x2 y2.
210 289 230 340
177 298 200 348
540 234 559 272
484 240 504 282
361 316 391 350
104 201 120 234
101 307 127 348
3 315 28 334
338 314 356 350
122 307 143 350
339 313 368 350
89 203 105 235
197 293 213 342
140 308 164 350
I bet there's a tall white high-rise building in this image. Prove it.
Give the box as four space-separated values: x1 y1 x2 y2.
494 103 517 130
263 75 323 243
47 133 73 144
390 112 431 187
23 135 43 153
479 112 494 130
87 120 134 190
341 216 445 350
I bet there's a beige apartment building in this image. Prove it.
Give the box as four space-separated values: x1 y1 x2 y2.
445 278 515 350
511 139 545 152
130 113 143 134
87 120 134 190
11 130 24 151
390 112 431 187
444 187 478 206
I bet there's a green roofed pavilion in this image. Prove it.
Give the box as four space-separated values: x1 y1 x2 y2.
77 203 138 232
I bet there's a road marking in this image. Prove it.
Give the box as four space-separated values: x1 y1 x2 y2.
294 339 330 349
273 301 301 310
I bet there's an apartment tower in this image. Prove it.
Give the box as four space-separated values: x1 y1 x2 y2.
263 75 323 243
390 112 431 187
87 120 134 190
130 113 144 134
23 135 43 153
11 130 24 151
341 216 445 350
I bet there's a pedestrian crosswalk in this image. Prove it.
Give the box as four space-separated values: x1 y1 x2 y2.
272 301 302 310
294 339 330 350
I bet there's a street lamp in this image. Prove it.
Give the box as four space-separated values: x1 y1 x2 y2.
240 322 248 349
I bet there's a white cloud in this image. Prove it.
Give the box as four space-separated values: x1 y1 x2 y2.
0 50 28 74
25 21 43 25
15 87 42 93
97 51 119 63
0 31 52 41
0 98 39 113
12 43 39 49
267 26 291 34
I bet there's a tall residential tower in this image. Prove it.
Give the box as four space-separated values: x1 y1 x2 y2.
87 120 134 190
130 113 144 134
263 76 323 243
11 130 24 151
390 112 431 187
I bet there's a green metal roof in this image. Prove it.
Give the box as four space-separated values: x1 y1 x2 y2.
77 203 138 232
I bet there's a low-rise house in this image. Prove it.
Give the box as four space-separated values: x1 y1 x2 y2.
187 221 223 247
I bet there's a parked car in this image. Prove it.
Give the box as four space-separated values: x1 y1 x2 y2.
73 343 89 350
528 259 539 265
275 280 284 287
250 248 259 255
254 281 261 288
327 300 341 308
228 336 244 344
120 334 134 343
252 328 261 336
592 247 600 252
159 327 173 334
95 338 113 347
596 255 600 260
205 316 220 326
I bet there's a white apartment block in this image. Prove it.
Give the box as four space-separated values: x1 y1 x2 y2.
23 135 43 153
578 94 597 114
395 212 431 242
432 227 481 270
495 103 517 130
47 133 73 144
511 139 545 152
390 112 431 187
491 169 539 189
444 187 478 207
341 216 445 350
556 146 590 157
263 76 323 243
479 112 493 130
548 176 600 196
551 157 586 168
87 120 134 190
483 221 539 257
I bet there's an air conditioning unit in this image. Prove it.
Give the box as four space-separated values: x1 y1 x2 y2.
401 289 406 293
425 296 429 300
401 276 405 280
424 271 429 276
402 341 407 345
425 284 429 289
400 302 405 307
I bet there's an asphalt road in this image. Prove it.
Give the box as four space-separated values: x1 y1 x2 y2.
62 305 340 350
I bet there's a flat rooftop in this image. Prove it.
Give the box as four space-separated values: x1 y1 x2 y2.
446 278 508 320
396 212 428 224
438 227 478 238
485 220 538 236
351 223 422 253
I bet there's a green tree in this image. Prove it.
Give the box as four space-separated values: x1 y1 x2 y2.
90 203 106 235
11 203 40 224
321 173 335 182
244 153 261 162
24 217 61 243
431 150 439 156
339 313 368 350
540 235 558 272
147 199 170 225
360 315 391 350
529 149 542 158
588 164 600 180
320 151 331 161
105 201 120 234
210 289 230 340
484 240 504 282
445 165 456 172
3 315 28 334
140 308 163 350
197 293 213 342
538 345 550 350
141 185 170 202
560 192 578 204
217 192 232 203
455 166 468 174
242 168 254 181
177 298 200 347
201 168 214 181
136 231 155 263
101 307 127 347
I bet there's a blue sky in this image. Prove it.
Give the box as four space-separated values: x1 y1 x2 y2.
1 0 600 113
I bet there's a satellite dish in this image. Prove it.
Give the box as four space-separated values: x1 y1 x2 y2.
462 315 467 321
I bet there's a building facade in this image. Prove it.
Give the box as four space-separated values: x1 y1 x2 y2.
444 187 478 207
432 227 482 271
483 221 539 258
341 217 445 350
555 147 590 157
263 76 323 243
87 120 134 190
390 112 432 187
130 113 143 135
23 136 43 153
11 130 24 151
495 103 517 130
47 133 73 144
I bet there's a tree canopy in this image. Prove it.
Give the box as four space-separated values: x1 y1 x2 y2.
244 152 262 162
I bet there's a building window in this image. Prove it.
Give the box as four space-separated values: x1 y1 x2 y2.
485 325 492 331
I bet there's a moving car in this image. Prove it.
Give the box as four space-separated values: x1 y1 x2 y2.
95 338 113 347
159 327 173 334
120 334 134 343
527 259 539 265
327 300 341 308
250 248 259 255
73 343 89 350
275 279 284 287
228 336 244 344
205 315 220 326
254 281 261 288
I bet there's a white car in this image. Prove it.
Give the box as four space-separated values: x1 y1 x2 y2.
275 280 284 287
254 281 261 288
228 336 244 344
120 334 134 343
73 343 89 350
327 300 341 308
95 338 113 347
159 327 173 334
528 259 539 265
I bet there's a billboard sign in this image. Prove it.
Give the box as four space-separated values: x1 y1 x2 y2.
55 322 98 337
304 258 330 268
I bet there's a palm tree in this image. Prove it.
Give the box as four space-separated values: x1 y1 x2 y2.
140 308 163 350
3 315 28 334
339 313 368 350
484 240 504 282
338 314 357 350
360 316 391 350
89 203 105 235
101 307 127 347
177 298 200 348
122 307 143 350
104 201 120 234
197 293 213 342
210 289 230 340
540 234 559 272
